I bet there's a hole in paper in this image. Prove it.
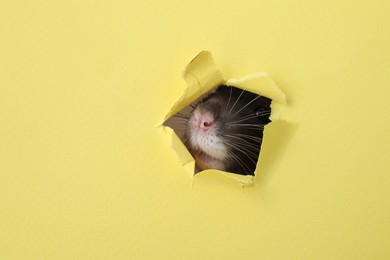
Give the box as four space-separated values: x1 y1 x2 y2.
164 84 272 176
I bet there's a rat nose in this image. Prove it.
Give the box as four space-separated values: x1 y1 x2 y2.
193 111 214 130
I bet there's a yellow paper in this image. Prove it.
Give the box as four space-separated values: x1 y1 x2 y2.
1 1 389 259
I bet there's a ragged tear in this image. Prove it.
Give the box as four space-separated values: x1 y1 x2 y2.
162 51 287 186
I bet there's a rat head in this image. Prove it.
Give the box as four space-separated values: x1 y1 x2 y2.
186 85 272 175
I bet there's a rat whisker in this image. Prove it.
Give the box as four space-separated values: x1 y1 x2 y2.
224 134 254 144
227 124 265 130
227 140 260 153
232 95 261 117
229 110 272 124
230 113 258 122
233 133 263 142
228 123 265 127
227 151 254 174
224 142 259 166
229 115 261 124
224 134 261 146
228 88 245 114
232 127 264 131
255 111 271 117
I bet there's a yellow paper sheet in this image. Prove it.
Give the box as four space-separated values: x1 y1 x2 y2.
1 1 389 259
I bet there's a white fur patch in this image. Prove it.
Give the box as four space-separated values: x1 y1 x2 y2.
189 125 227 161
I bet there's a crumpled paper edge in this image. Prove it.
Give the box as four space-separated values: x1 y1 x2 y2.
161 50 286 186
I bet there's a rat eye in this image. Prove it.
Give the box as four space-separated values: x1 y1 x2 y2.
255 108 271 123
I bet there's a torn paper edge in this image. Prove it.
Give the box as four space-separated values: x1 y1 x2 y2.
160 50 287 186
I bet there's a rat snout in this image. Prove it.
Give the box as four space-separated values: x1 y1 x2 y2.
192 110 214 131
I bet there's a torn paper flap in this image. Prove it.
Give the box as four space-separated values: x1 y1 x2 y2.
196 169 255 186
164 51 224 121
169 127 193 166
226 72 286 104
208 169 254 186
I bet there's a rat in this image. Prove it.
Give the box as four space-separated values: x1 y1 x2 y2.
182 85 272 175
